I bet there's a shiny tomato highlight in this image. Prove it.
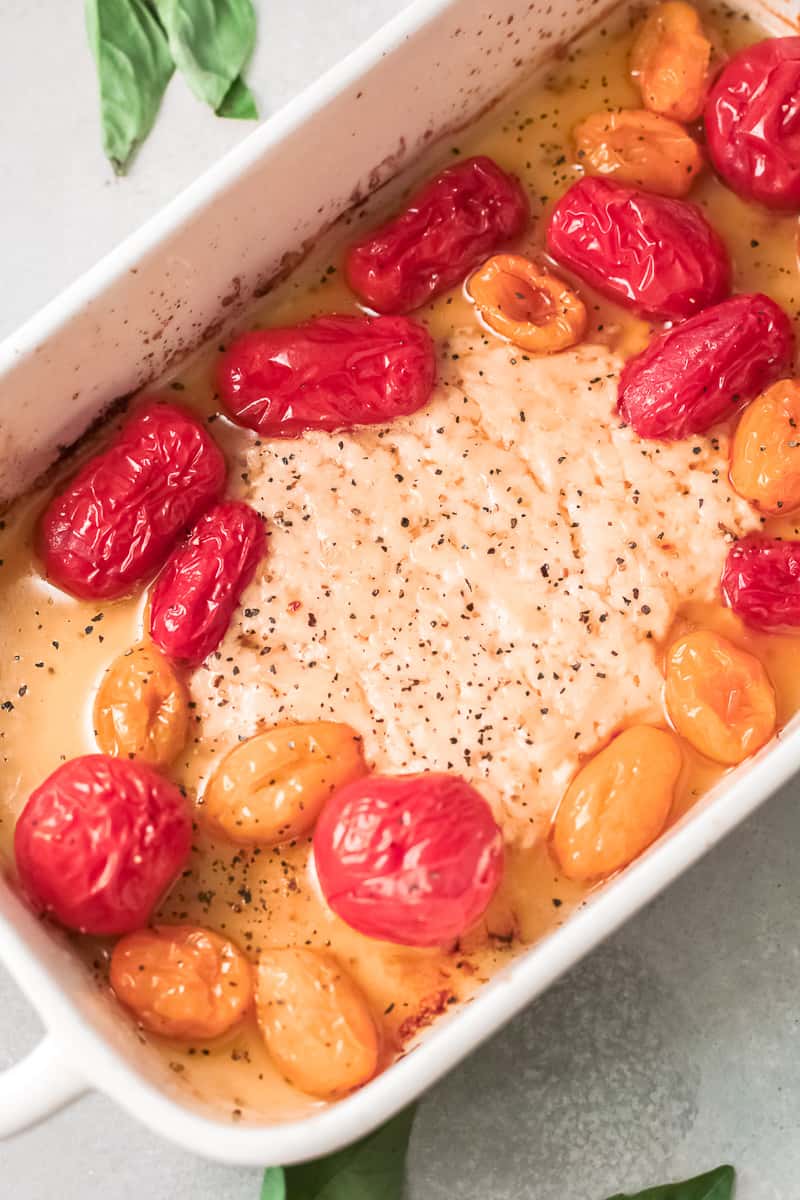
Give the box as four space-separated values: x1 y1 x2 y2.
14 755 191 935
217 314 436 437
313 772 504 947
39 401 226 600
345 156 530 313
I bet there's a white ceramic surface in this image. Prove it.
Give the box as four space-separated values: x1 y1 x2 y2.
0 0 798 1171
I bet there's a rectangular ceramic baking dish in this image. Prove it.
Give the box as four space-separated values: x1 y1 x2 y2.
0 0 797 1166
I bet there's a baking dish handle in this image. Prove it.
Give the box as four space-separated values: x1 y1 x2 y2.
0 1034 88 1137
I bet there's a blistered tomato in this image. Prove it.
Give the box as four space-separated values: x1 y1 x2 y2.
110 925 252 1040
466 254 586 353
149 500 266 666
14 755 191 935
730 380 800 514
573 110 703 197
705 38 800 211
217 315 436 437
256 948 379 1097
203 722 367 845
313 772 504 947
552 726 681 881
39 401 226 600
94 643 189 767
722 536 800 631
630 2 713 123
546 177 729 319
618 294 795 440
344 156 530 313
665 630 776 764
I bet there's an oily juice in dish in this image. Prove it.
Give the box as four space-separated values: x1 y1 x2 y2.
1 4 799 1120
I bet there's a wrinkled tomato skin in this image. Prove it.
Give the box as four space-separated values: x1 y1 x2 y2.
217 315 436 437
344 156 530 313
313 772 504 947
546 177 730 320
14 755 191 935
722 536 800 631
39 401 227 600
150 500 267 666
618 294 795 440
705 38 800 211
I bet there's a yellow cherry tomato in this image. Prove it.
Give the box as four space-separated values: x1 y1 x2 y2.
552 725 682 881
730 380 800 515
467 254 587 354
202 721 366 845
665 630 776 765
256 948 379 1098
94 643 188 767
574 109 703 197
110 925 252 1040
630 2 712 124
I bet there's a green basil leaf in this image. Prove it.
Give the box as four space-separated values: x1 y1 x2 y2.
217 74 258 119
605 1164 736 1200
265 1105 417 1200
153 0 256 111
261 1167 287 1200
85 0 174 174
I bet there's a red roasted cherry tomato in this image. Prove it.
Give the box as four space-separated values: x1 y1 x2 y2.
14 755 191 935
722 536 800 631
546 176 730 319
39 401 226 600
313 772 504 947
618 294 795 440
705 38 800 211
217 315 436 437
344 156 530 313
149 500 267 666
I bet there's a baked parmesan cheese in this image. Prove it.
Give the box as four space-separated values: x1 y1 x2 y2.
192 334 760 846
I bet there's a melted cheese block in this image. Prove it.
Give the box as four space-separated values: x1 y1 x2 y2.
193 335 759 845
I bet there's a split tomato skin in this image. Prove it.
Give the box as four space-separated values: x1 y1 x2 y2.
546 176 730 320
344 156 530 313
217 315 436 437
39 401 226 600
705 37 800 211
722 536 800 631
313 772 504 947
149 500 267 666
14 755 192 936
618 294 795 440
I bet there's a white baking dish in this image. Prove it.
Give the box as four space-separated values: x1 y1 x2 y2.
0 0 797 1165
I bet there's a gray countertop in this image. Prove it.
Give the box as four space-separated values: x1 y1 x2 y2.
2 3 799 1197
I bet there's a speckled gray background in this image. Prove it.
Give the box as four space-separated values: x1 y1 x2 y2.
2 2 800 1197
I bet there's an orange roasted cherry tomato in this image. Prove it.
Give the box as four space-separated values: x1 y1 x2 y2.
552 726 682 881
730 379 800 515
94 643 189 767
110 925 253 1040
202 721 367 846
466 254 586 354
256 948 379 1098
574 109 703 198
630 2 713 124
665 630 776 765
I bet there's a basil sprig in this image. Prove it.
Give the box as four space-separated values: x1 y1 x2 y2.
261 1106 417 1200
605 1165 736 1200
86 0 174 174
86 0 258 174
